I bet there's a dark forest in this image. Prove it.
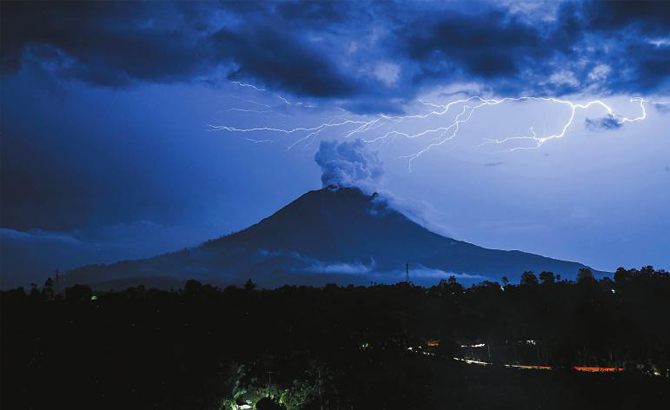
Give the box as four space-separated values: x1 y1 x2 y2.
2 266 669 409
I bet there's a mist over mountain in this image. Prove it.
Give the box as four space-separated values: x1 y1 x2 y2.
64 186 601 289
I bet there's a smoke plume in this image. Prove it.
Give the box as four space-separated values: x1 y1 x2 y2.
314 139 384 193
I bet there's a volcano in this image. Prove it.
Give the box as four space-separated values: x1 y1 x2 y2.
65 187 601 289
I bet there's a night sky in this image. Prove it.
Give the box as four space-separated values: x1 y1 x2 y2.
1 1 669 288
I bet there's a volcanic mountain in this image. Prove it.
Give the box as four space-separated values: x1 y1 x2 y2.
65 187 601 289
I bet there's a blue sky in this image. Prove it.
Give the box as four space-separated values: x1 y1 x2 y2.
1 0 669 287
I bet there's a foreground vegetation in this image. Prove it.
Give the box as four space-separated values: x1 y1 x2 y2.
2 267 669 409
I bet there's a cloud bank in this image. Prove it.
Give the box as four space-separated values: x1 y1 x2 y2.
2 1 669 114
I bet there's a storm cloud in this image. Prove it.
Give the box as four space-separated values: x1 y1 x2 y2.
0 1 359 95
2 1 669 105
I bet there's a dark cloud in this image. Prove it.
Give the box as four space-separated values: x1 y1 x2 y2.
585 0 670 35
401 1 669 96
582 0 670 95
1 1 216 86
212 27 356 98
584 115 623 131
0 1 358 97
633 45 670 91
394 2 582 94
1 1 669 107
274 0 349 25
405 10 552 80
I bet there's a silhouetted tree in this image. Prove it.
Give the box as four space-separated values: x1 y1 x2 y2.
244 278 257 292
42 277 55 301
539 271 555 285
520 271 539 286
437 276 464 295
183 279 203 295
28 283 41 299
613 267 629 284
577 268 595 284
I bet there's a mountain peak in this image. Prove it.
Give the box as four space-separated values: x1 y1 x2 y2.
213 186 413 260
65 186 601 289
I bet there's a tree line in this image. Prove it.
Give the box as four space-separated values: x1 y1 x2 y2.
1 266 669 409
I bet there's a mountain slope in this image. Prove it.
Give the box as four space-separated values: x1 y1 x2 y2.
65 187 602 288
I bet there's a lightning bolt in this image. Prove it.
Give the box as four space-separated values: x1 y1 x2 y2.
211 94 650 170
476 97 646 150
230 80 266 92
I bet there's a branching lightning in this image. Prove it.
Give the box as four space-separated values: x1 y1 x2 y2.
211 93 651 170
230 81 266 92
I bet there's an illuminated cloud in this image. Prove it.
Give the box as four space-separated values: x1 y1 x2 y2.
373 62 401 87
314 139 384 192
305 260 375 275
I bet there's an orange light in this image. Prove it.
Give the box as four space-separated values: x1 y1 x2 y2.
505 364 553 371
573 366 624 372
